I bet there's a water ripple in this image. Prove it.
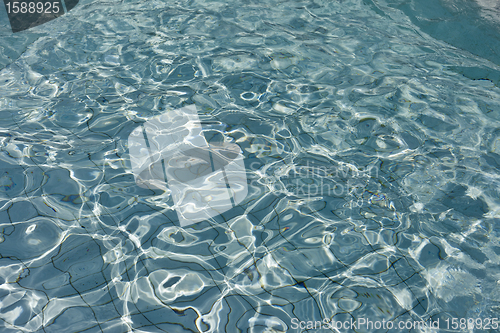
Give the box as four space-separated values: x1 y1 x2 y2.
1 0 500 332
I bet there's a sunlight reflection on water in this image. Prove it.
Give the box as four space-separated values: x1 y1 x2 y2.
1 0 500 332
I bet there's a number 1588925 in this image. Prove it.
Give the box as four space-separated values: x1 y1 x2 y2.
5 2 60 14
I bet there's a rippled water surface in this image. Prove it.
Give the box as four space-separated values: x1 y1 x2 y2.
1 0 500 332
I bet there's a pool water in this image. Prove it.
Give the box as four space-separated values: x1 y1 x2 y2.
1 0 500 332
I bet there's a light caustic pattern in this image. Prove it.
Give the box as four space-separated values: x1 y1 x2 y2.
1 0 500 332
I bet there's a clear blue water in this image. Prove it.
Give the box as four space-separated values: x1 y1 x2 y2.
1 0 500 332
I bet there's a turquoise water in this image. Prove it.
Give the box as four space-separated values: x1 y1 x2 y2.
1 0 500 332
